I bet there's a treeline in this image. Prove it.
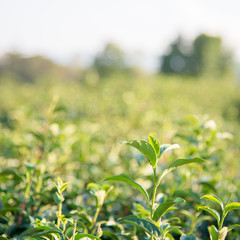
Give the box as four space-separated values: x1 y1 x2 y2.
0 33 234 83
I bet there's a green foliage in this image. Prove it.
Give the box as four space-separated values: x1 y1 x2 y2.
0 75 240 239
198 194 240 239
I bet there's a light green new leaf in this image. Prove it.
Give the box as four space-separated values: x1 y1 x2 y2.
224 202 240 216
208 225 218 240
148 134 160 156
104 174 149 203
218 227 228 240
153 198 184 222
201 195 224 211
198 206 220 224
158 158 206 184
208 225 228 240
60 182 70 192
121 217 161 237
180 234 197 240
75 233 101 240
124 139 157 167
158 144 180 159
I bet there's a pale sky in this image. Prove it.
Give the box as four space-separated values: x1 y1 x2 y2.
1 0 240 71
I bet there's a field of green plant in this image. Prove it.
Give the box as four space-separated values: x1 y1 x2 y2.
0 75 240 240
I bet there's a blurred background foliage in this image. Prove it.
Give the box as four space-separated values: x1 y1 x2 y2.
1 32 240 239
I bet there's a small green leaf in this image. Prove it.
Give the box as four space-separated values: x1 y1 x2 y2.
225 202 240 215
159 144 180 159
65 227 74 238
104 174 149 203
124 139 157 167
121 217 161 237
18 227 64 240
153 198 184 222
95 190 106 207
208 225 218 240
198 206 220 224
54 192 64 205
228 224 240 232
0 237 8 240
60 182 70 192
75 233 101 240
158 158 206 184
180 234 197 240
201 195 224 211
148 134 160 156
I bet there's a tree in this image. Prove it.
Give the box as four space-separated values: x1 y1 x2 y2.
92 42 126 78
159 34 233 77
160 35 192 75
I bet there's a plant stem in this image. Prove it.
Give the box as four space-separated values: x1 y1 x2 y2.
90 207 100 232
151 167 158 218
57 201 62 228
219 212 225 229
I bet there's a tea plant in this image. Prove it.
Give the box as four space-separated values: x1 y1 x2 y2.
198 194 240 240
105 134 206 239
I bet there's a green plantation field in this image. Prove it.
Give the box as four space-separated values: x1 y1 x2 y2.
0 75 240 240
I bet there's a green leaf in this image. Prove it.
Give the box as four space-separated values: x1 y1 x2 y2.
0 237 8 240
227 224 240 232
75 233 101 240
95 190 106 207
158 158 206 184
65 227 74 238
104 174 149 203
224 202 240 215
54 192 64 205
60 182 70 192
218 227 228 240
208 226 228 240
17 227 64 240
148 134 160 156
158 144 180 159
153 198 184 222
201 195 224 211
198 206 220 224
124 139 157 167
208 225 218 240
87 183 101 193
180 234 197 240
121 217 160 237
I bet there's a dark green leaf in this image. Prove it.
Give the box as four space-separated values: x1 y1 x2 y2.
180 234 197 240
121 217 160 237
124 139 157 167
75 233 101 240
17 227 64 240
153 198 184 222
104 174 149 203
